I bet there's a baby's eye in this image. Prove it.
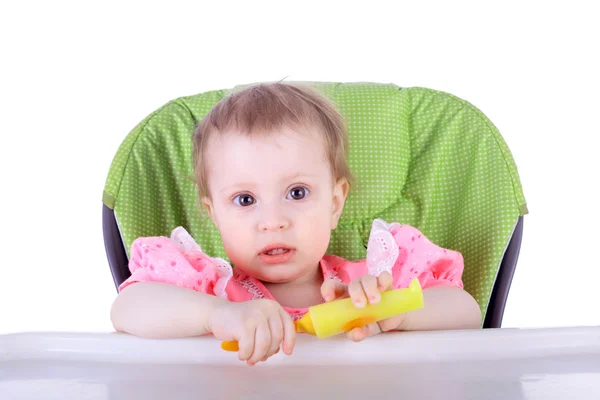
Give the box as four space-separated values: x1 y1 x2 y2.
233 194 256 207
287 186 309 200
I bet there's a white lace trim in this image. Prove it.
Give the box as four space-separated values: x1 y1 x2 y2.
236 276 265 300
366 218 401 277
210 257 234 299
170 226 233 300
170 226 202 253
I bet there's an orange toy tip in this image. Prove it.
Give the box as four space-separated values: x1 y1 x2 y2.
342 316 376 332
221 341 239 352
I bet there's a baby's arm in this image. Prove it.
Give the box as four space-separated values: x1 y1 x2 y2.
111 281 296 364
111 281 227 339
395 285 482 331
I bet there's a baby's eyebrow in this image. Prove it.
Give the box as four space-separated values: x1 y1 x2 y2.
281 173 317 182
219 174 317 194
219 183 257 194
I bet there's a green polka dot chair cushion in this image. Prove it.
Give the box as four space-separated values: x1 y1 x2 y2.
103 82 527 323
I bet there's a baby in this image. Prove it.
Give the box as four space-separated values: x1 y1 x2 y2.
110 82 482 366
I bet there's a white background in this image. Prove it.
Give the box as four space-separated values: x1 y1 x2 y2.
0 1 598 334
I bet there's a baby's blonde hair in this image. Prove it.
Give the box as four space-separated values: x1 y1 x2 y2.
192 82 353 199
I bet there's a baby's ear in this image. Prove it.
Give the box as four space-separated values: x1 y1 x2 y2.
201 197 217 225
331 177 349 229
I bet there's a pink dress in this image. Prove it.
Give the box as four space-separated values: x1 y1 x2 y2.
119 219 464 321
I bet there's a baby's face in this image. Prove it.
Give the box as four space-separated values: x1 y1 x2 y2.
202 125 348 284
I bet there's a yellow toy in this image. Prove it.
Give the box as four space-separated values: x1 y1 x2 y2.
221 278 424 351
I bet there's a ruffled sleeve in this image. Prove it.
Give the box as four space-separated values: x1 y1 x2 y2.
365 219 464 290
118 227 233 299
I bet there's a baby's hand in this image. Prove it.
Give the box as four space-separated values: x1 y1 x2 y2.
208 299 296 366
320 272 405 342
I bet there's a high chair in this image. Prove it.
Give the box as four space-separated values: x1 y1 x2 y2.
102 82 527 328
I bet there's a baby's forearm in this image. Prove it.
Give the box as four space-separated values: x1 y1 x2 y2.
110 282 227 339
398 285 482 331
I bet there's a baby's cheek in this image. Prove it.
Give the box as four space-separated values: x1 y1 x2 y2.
222 237 247 262
218 226 252 260
304 219 332 257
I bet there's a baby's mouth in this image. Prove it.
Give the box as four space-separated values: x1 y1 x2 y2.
258 244 296 264
264 248 290 255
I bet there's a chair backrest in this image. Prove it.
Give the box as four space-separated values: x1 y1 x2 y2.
103 82 528 321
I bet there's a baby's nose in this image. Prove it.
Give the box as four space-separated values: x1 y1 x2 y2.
259 219 289 232
258 210 290 232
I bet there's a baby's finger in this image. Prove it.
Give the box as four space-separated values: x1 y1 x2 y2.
348 279 367 308
280 308 296 356
346 326 369 342
377 314 406 332
248 321 271 366
237 328 255 362
346 322 382 342
320 279 348 302
360 274 381 304
377 271 393 291
266 315 283 358
261 344 282 362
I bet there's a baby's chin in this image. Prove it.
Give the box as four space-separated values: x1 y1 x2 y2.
228 264 286 283
254 271 300 284
249 265 312 285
